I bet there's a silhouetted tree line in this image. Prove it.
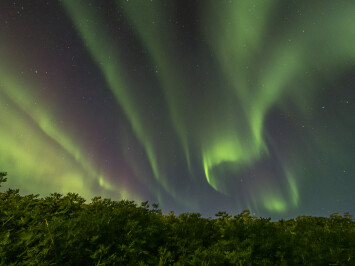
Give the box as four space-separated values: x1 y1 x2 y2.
0 172 354 265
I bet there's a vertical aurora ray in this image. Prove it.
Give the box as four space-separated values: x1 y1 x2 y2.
119 1 267 193
202 0 355 212
61 0 188 207
61 1 159 179
118 0 193 173
192 0 279 198
111 0 355 214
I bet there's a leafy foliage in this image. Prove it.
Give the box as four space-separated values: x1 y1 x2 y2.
0 172 7 188
0 173 354 265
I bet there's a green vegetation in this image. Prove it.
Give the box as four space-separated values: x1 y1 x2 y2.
0 172 354 265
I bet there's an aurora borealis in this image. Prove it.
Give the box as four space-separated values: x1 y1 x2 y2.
0 0 354 219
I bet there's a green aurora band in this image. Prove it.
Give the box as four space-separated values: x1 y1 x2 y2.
62 0 193 208
0 45 139 202
118 0 353 212
202 0 355 212
1 0 354 216
59 0 355 213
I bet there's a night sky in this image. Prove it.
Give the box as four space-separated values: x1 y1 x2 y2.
0 0 354 219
